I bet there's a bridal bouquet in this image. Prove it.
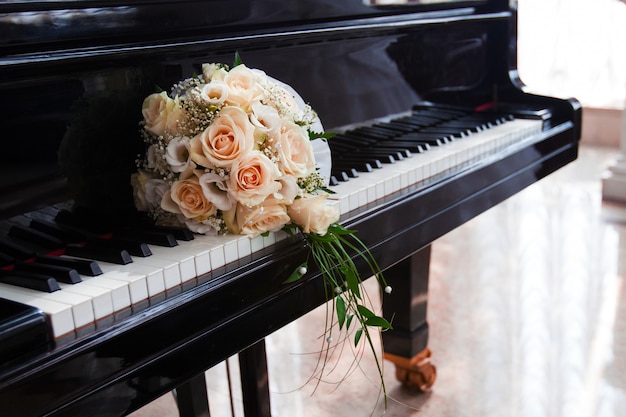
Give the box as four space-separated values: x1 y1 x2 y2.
131 55 392 401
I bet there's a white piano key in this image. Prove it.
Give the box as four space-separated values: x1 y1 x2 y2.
146 245 197 284
328 118 543 214
78 275 131 312
58 281 114 320
96 269 149 304
0 284 74 338
0 283 94 330
132 256 181 289
98 262 165 298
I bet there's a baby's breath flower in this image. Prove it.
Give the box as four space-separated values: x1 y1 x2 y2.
297 172 326 193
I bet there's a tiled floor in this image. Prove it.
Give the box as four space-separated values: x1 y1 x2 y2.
131 144 626 417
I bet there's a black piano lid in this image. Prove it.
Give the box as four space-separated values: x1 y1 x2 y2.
0 1 515 221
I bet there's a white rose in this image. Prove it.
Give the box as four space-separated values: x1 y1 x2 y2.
198 172 233 212
277 120 316 178
165 137 195 179
200 81 228 106
287 194 340 235
274 175 298 205
250 101 281 140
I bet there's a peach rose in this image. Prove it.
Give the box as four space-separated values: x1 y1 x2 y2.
223 64 265 109
277 120 316 178
189 106 255 169
142 91 184 137
287 194 340 235
228 151 282 207
161 177 218 220
232 198 291 237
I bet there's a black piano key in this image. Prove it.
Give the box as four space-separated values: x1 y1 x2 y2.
340 168 359 178
113 230 178 247
329 176 339 186
87 238 152 258
331 170 350 182
150 226 195 241
55 209 111 235
351 152 396 164
375 141 428 153
65 244 133 265
8 224 65 249
0 237 36 260
0 270 60 293
29 218 89 243
370 147 411 159
0 252 15 267
14 261 82 284
334 161 373 173
339 158 383 169
35 254 103 276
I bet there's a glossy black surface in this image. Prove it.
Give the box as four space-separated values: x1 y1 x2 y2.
0 0 581 415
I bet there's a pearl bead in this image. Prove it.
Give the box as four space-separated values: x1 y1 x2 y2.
298 266 307 275
384 286 393 294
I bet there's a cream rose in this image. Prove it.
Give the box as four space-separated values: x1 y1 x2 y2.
142 91 184 137
189 106 255 169
201 63 222 82
277 120 316 178
231 198 291 237
200 81 228 106
161 177 218 220
228 151 281 207
287 194 340 235
223 64 265 109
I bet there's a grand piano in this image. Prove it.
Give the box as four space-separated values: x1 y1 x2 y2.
0 0 581 415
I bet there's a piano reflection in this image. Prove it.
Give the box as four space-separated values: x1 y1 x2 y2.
0 0 580 416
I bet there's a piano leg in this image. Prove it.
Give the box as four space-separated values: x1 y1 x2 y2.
239 339 272 417
382 245 437 391
175 373 211 417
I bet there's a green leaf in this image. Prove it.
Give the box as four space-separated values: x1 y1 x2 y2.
232 51 244 67
308 131 336 141
336 296 346 330
364 315 393 329
346 313 354 330
357 304 375 319
354 328 363 346
341 265 361 299
283 262 308 284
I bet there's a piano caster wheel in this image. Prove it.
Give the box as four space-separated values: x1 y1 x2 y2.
385 348 436 392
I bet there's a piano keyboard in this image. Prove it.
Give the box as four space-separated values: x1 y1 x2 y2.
0 105 545 347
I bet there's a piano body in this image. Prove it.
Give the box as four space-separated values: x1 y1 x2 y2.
0 0 580 415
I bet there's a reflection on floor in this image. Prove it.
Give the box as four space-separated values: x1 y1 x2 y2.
131 145 626 417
